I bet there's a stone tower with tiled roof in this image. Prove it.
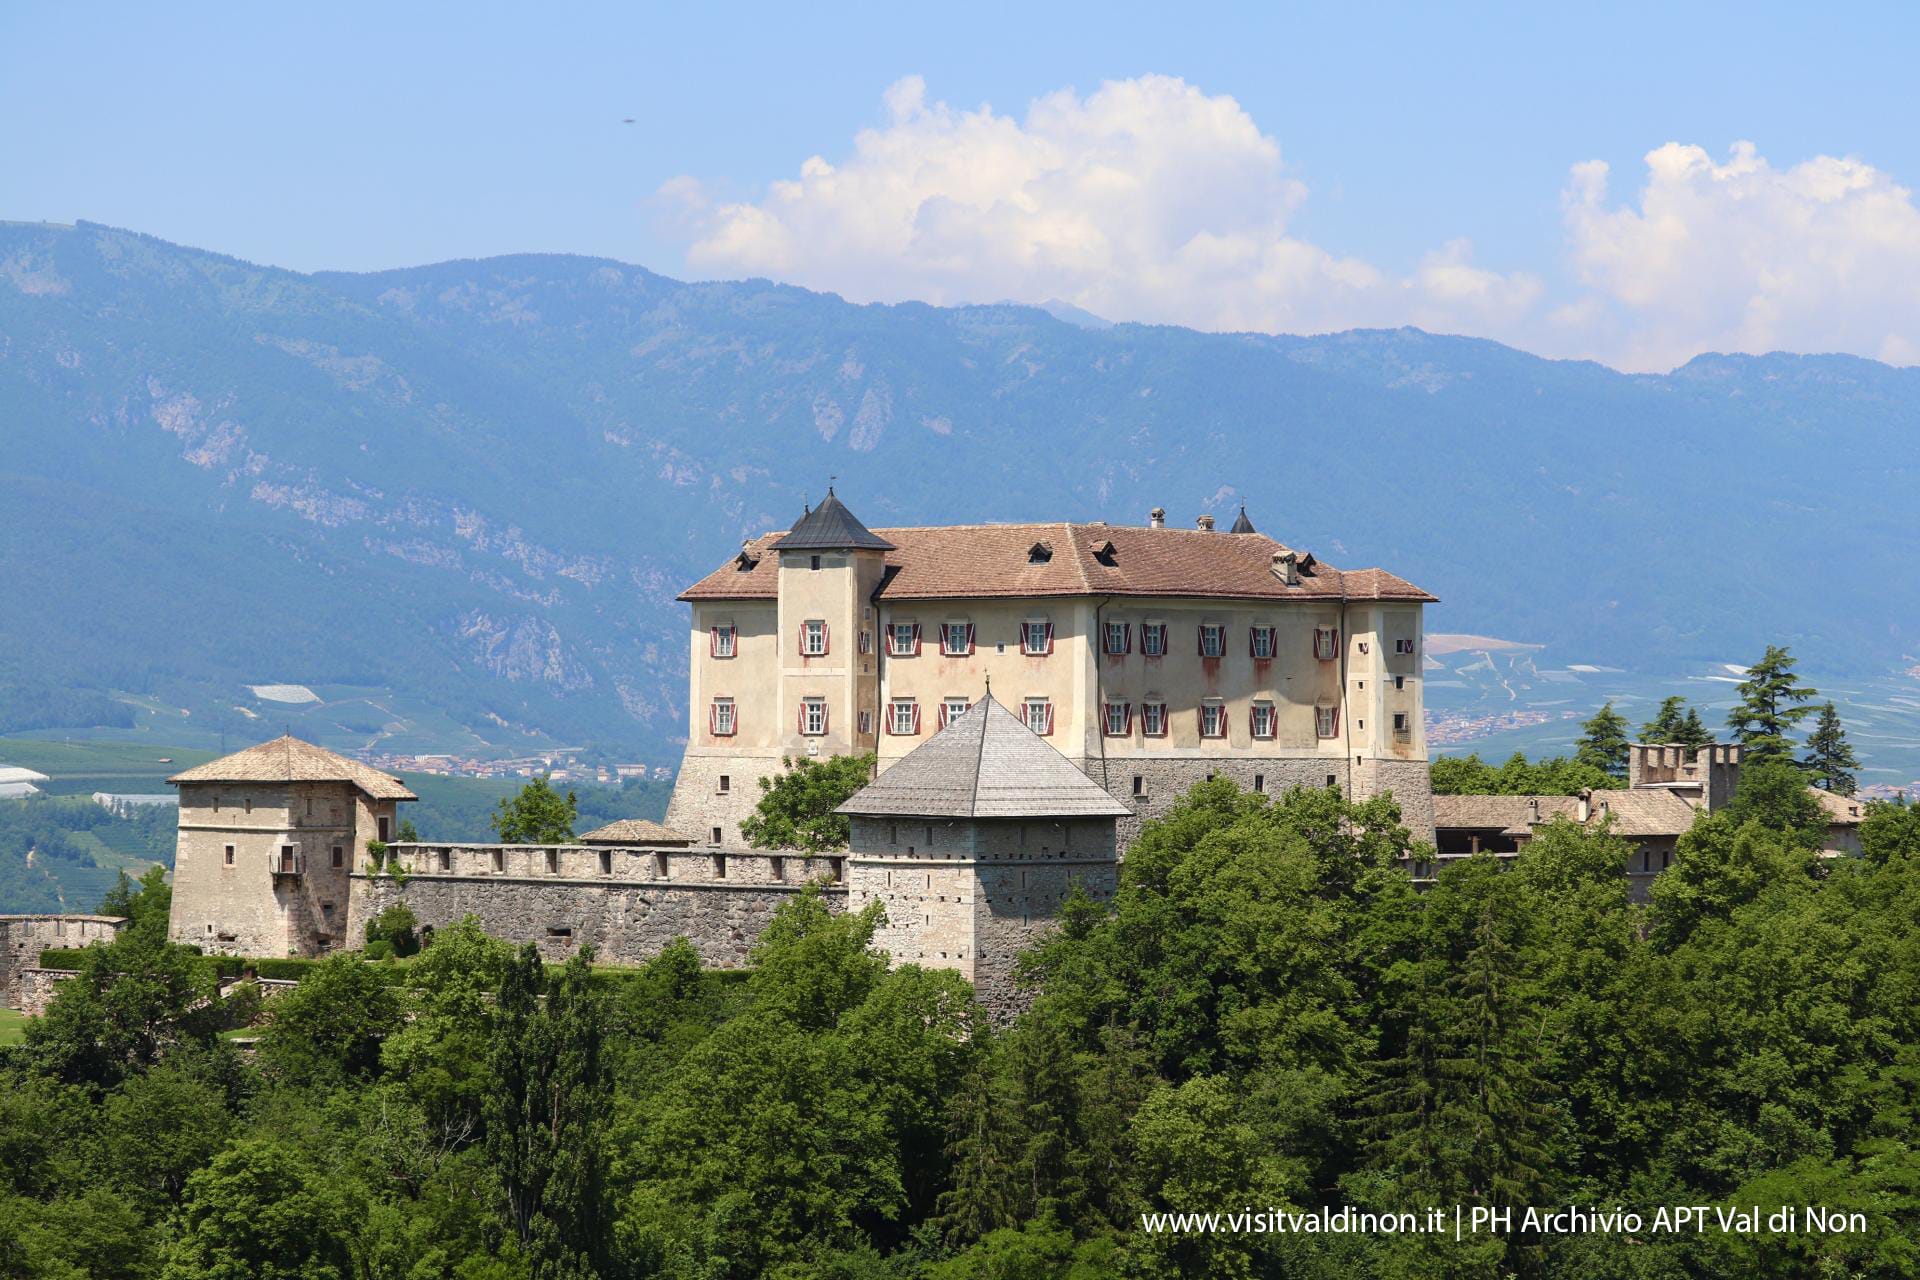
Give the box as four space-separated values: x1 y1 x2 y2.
673 495 1437 852
839 694 1126 1019
168 735 414 957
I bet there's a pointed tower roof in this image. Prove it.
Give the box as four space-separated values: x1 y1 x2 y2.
167 735 416 801
770 488 896 552
838 695 1129 819
1229 504 1256 534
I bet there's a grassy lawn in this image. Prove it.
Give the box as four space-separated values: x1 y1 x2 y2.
0 1008 30 1046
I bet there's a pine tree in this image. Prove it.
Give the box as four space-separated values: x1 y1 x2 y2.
1640 696 1712 748
1801 701 1860 795
1575 701 1631 779
1727 645 1819 764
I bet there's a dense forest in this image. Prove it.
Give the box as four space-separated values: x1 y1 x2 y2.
5 768 1920 1279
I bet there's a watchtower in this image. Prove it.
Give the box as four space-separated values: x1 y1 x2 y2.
838 693 1128 1020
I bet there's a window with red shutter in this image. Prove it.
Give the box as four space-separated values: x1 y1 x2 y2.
911 622 922 655
911 702 922 734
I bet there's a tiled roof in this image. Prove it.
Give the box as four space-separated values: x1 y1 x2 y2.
1433 788 1700 838
838 695 1131 820
1808 788 1866 826
167 735 416 801
682 521 1436 604
578 818 696 845
769 491 896 552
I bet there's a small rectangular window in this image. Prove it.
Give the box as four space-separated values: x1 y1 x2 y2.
438 848 451 872
1103 620 1130 655
599 850 612 876
224 844 235 866
1103 701 1131 736
718 774 731 793
890 698 920 735
1316 704 1339 738
888 622 919 656
1314 627 1339 661
1254 774 1266 792
546 849 559 875
655 852 670 878
1395 637 1416 655
492 849 505 873
710 625 737 658
1131 775 1144 796
941 697 971 728
714 854 728 879
332 845 344 868
1393 712 1410 736
1250 701 1277 739
245 797 253 814
1141 702 1168 736
801 698 827 736
801 619 828 656
1394 675 1406 691
941 621 973 656
810 555 821 571
771 856 786 881
547 926 573 939
1198 624 1225 658
829 856 845 883
858 629 873 654
710 826 723 845
858 710 873 735
1199 703 1227 738
1021 619 1053 656
1023 698 1054 735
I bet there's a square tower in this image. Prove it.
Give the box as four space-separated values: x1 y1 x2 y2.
839 694 1129 1022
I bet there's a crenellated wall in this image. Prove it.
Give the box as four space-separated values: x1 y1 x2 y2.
1 914 125 1008
347 843 848 967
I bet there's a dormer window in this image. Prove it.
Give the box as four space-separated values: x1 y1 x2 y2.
733 550 758 571
1089 538 1117 565
1027 541 1053 564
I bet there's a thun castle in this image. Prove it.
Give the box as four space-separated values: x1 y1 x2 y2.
164 494 1440 1012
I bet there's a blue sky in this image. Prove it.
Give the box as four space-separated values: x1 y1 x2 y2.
7 3 1919 370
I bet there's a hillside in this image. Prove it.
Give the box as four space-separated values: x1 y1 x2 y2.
3 220 1917 761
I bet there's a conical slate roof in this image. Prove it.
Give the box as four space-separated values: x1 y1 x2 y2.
838 695 1129 819
770 489 896 552
167 735 416 801
1229 505 1257 534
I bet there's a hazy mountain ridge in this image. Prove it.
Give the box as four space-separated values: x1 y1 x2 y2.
3 221 1915 757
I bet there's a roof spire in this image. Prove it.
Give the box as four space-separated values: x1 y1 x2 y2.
1229 503 1257 535
772 487 896 552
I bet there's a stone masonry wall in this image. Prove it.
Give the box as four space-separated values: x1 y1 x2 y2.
16 967 76 1017
1089 756 1353 848
348 845 847 968
1 915 125 1008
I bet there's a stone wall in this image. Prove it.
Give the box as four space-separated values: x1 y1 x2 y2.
16 967 76 1017
1090 756 1353 848
1351 757 1437 846
348 845 847 967
0 915 124 1008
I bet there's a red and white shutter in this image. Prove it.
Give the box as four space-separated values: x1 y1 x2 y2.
1219 707 1229 738
709 627 718 657
1044 621 1055 655
910 702 922 734
1042 702 1055 736
1198 626 1207 656
822 623 830 655
1124 704 1135 735
797 704 806 734
965 623 975 655
911 623 922 655
798 624 807 655
821 704 829 735
1123 622 1132 654
708 703 718 735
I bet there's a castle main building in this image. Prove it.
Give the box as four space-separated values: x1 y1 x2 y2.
670 492 1438 848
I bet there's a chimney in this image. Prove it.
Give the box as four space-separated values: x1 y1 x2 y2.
1271 551 1299 586
1149 507 1166 529
1196 514 1216 532
1576 790 1592 823
1528 797 1541 823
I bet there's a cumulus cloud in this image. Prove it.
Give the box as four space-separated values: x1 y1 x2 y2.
1562 141 1920 369
666 75 1538 339
662 77 1920 371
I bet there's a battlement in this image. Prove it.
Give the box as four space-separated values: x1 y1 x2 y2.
1627 742 1742 810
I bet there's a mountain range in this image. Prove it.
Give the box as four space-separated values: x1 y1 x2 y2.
3 220 1916 761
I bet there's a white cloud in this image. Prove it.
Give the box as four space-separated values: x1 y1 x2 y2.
663 77 1920 371
668 75 1538 339
1562 142 1920 369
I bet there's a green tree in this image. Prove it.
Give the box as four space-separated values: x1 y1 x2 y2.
162 1138 350 1280
490 776 578 844
740 752 876 853
366 902 422 957
25 919 223 1089
1801 701 1859 795
96 863 172 931
1640 695 1713 748
486 946 613 1279
1574 701 1631 779
1727 644 1819 763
